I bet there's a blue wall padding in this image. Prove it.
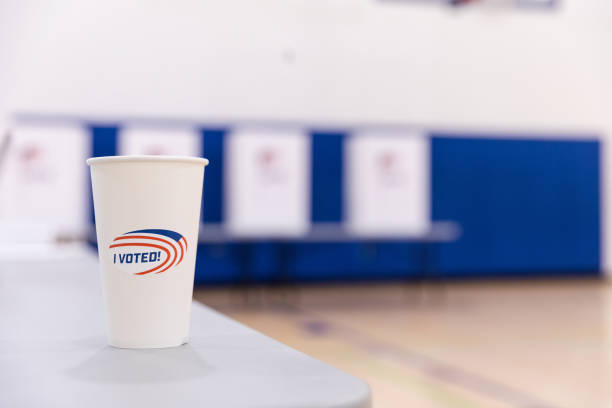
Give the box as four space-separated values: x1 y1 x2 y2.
194 244 242 285
291 242 426 282
201 128 225 223
88 125 118 224
431 135 600 276
84 125 601 282
311 131 345 222
194 243 283 284
90 125 118 158
250 243 282 282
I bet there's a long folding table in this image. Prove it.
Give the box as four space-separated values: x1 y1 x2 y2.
0 255 371 408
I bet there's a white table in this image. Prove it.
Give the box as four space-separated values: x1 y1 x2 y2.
0 255 371 408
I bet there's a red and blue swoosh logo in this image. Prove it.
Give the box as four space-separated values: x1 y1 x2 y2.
109 229 187 276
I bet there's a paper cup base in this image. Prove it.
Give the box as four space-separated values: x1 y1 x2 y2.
108 337 188 349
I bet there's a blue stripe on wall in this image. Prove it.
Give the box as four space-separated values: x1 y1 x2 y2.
311 131 345 222
431 135 600 276
201 128 226 223
89 125 118 224
90 125 118 158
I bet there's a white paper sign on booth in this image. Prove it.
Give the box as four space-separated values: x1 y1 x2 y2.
345 130 430 237
225 127 310 237
118 126 201 157
0 122 89 242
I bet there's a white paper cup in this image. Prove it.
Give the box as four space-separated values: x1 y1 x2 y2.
87 155 208 348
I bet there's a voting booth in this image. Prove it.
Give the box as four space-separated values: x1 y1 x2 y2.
224 127 311 237
0 122 89 244
345 130 430 237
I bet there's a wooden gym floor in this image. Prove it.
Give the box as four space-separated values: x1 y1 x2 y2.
194 279 612 408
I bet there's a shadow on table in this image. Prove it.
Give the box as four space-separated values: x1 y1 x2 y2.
66 344 214 383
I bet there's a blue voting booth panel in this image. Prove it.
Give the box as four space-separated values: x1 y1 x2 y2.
201 128 225 224
431 135 600 277
311 131 344 223
89 125 118 225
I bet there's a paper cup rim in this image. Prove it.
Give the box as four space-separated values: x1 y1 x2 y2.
87 155 209 166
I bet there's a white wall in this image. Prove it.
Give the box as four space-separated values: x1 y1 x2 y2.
1 0 611 267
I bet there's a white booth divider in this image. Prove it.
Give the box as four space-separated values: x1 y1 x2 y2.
118 125 201 157
224 127 310 237
345 129 430 237
0 122 89 243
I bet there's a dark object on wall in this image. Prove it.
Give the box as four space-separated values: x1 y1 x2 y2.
379 0 559 9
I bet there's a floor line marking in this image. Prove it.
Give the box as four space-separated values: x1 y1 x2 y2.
295 304 558 408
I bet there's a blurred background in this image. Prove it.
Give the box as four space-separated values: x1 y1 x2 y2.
1 0 611 406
